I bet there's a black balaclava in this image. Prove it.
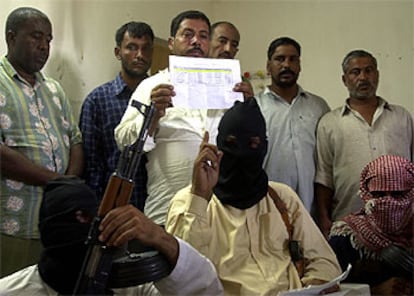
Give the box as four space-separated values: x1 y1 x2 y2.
213 99 269 209
38 177 97 295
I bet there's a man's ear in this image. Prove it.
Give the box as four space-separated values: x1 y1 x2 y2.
114 46 121 60
168 37 174 52
341 74 346 86
6 30 16 46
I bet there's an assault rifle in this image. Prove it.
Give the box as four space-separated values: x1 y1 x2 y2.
73 101 171 295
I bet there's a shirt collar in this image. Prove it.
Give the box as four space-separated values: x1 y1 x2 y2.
342 97 391 116
113 73 130 97
264 84 307 101
1 55 45 85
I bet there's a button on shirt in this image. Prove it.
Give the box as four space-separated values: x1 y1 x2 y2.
256 86 330 211
315 98 414 220
0 56 82 239
115 69 226 225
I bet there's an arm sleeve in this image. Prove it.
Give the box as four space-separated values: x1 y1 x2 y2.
314 114 334 189
56 81 82 145
79 95 104 197
153 238 223 295
165 185 213 257
114 70 169 151
273 183 342 284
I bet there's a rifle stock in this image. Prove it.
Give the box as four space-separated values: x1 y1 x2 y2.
73 102 165 295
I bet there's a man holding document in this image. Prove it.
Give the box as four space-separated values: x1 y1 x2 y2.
115 10 252 225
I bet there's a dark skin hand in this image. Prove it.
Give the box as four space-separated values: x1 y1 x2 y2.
233 81 254 100
148 80 254 136
148 84 175 135
98 204 179 266
190 131 223 201
304 279 340 294
0 144 82 186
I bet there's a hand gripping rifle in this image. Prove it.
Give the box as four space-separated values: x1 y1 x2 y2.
73 101 171 295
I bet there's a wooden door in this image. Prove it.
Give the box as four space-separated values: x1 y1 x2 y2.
151 37 170 75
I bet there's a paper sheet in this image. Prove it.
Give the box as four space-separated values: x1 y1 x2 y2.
278 264 352 296
169 55 243 109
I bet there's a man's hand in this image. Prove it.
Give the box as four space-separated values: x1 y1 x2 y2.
150 84 175 118
191 131 223 200
98 204 179 266
233 81 254 101
99 204 163 247
148 84 176 134
318 215 333 240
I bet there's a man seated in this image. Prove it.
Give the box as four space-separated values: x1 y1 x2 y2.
165 99 341 295
329 155 414 296
0 178 223 295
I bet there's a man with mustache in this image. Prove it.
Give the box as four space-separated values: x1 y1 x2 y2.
255 37 330 213
79 22 153 211
115 10 252 226
209 21 240 60
0 7 83 276
315 49 413 238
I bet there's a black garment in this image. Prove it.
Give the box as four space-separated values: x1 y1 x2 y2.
329 235 413 286
214 99 268 209
38 178 97 295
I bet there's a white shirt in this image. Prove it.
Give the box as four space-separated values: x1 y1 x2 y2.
115 69 226 224
256 86 330 211
0 238 224 296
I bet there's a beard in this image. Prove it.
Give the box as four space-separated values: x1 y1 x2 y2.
273 70 298 88
123 60 149 78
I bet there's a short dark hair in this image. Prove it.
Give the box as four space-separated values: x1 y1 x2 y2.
267 37 301 60
5 7 50 36
342 49 377 73
115 21 154 46
170 10 210 37
210 21 238 37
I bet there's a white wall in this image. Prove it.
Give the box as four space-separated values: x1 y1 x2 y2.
1 0 413 120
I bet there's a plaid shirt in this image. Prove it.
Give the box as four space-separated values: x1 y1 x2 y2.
79 74 147 210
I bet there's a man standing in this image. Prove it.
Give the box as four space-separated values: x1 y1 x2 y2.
0 7 83 276
255 37 330 212
315 49 413 238
115 11 252 225
209 21 240 59
79 22 153 210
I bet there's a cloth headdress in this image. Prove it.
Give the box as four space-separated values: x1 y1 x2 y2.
334 155 414 253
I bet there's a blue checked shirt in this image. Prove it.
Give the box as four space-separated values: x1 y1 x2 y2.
79 74 148 210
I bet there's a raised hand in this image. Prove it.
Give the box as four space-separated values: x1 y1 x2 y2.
190 131 223 201
233 81 254 100
149 84 175 133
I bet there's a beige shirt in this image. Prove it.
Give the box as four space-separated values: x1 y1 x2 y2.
315 98 413 220
166 181 341 296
